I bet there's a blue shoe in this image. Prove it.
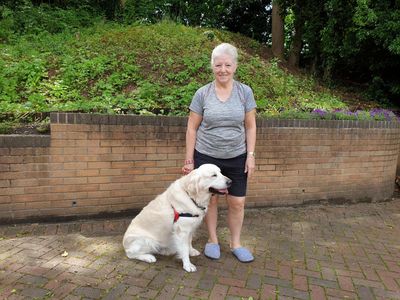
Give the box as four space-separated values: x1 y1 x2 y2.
231 247 254 263
204 243 220 260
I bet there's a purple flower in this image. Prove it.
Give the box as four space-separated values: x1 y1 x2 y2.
369 109 396 121
312 109 327 116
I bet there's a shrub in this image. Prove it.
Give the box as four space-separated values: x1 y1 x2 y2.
0 2 101 42
263 108 400 122
0 121 15 134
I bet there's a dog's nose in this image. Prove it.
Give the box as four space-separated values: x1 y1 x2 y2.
226 179 232 187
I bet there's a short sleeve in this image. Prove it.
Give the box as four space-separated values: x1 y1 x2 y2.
189 88 205 115
243 85 257 113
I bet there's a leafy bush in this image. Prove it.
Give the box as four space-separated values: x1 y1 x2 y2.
0 121 15 134
264 108 400 122
0 2 101 43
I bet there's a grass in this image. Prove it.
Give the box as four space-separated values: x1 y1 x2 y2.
1 19 397 133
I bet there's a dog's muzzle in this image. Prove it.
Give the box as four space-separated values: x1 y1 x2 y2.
209 179 232 195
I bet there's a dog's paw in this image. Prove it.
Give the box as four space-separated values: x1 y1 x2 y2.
136 254 157 263
189 248 201 256
183 262 197 272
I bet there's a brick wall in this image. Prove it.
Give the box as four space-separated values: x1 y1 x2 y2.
1 113 399 223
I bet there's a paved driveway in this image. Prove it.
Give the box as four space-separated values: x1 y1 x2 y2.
1 200 400 299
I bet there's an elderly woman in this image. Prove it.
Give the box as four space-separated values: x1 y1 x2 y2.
182 43 257 262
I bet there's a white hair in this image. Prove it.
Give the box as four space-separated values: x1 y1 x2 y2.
211 43 238 66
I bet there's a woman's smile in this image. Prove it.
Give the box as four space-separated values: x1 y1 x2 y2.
212 54 237 85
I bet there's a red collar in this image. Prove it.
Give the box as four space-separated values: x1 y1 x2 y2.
172 206 199 223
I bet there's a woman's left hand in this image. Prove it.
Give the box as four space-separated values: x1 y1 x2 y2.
245 156 255 178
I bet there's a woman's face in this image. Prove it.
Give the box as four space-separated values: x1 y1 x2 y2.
212 54 237 85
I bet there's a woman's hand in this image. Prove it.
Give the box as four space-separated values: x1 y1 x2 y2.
182 160 194 175
245 156 255 178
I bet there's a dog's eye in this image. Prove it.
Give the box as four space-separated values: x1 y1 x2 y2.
212 174 217 177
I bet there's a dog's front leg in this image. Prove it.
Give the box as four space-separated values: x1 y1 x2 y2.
189 233 201 257
174 227 197 272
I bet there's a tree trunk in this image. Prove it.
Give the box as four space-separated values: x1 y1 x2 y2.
311 55 318 75
271 1 285 60
288 17 303 67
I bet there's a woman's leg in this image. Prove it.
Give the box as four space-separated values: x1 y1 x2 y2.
226 195 246 249
205 195 219 243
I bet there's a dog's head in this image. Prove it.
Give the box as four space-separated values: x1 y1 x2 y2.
184 164 232 198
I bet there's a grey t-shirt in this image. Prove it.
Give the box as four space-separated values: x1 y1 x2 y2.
189 80 257 159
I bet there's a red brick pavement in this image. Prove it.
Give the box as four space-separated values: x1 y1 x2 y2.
1 200 400 299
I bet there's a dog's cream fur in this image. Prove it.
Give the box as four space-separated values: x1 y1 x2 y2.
122 164 231 272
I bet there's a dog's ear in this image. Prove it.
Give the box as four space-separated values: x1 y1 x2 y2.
185 169 200 198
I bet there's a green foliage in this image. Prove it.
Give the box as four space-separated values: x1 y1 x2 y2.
2 0 399 114
281 0 400 103
236 57 346 114
121 0 272 44
0 2 101 42
0 121 16 134
1 5 394 124
1 20 220 117
263 108 399 122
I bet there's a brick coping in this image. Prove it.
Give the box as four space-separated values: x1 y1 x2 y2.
1 113 399 148
0 134 50 148
50 112 400 128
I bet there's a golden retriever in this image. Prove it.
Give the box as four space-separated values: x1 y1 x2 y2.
123 164 232 272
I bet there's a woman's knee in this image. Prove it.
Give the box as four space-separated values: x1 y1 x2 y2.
227 196 245 211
